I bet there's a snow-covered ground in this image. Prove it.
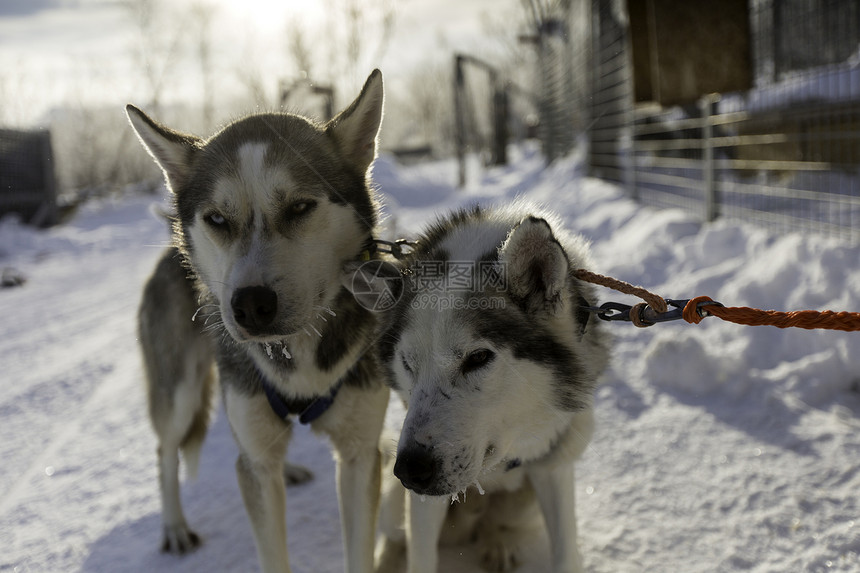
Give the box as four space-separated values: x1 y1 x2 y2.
2 147 860 572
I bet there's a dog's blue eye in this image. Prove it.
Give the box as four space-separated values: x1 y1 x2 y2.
461 349 494 375
205 212 227 228
287 200 317 218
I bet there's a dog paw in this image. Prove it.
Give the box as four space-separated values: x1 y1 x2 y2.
283 461 314 486
480 542 520 572
161 524 201 554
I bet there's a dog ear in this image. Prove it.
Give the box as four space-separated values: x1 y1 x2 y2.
126 104 201 192
500 216 570 315
326 69 384 175
341 258 403 312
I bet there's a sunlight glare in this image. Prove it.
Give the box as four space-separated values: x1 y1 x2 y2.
212 0 324 33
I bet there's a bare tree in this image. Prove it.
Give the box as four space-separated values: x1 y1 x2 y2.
283 0 395 106
336 0 395 90
285 19 314 79
407 62 455 151
234 33 273 110
189 1 218 129
0 60 43 127
123 0 186 113
0 73 8 125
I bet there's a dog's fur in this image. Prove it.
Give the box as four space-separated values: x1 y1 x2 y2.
347 204 610 573
130 70 390 573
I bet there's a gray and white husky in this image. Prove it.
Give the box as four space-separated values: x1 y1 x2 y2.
130 70 390 573
347 204 610 573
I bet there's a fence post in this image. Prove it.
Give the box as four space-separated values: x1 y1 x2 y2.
628 114 638 203
39 131 58 227
454 55 467 187
701 94 720 222
492 83 508 166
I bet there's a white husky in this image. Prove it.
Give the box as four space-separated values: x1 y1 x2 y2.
130 70 390 573
347 204 610 573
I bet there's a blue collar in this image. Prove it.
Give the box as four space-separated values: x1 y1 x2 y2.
262 378 344 425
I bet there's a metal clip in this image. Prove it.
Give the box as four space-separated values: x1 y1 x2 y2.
366 239 418 260
581 299 721 326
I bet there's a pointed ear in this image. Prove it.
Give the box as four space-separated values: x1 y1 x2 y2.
341 258 403 313
326 69 384 175
125 104 201 192
500 217 570 315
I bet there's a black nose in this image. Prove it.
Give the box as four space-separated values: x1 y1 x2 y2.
393 445 440 493
231 286 278 331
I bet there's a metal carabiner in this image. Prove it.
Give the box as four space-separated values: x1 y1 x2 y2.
581 299 680 325
581 298 724 326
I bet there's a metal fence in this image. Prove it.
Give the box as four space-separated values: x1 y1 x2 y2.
585 0 860 240
452 54 537 186
521 0 592 163
588 0 633 185
535 18 577 162
451 0 597 183
0 128 57 227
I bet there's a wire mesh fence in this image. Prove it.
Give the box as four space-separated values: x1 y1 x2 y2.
582 0 860 241
452 1 594 183
588 0 633 186
453 54 537 185
536 18 577 162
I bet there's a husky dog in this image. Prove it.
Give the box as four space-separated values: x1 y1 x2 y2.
129 70 390 573
347 205 610 573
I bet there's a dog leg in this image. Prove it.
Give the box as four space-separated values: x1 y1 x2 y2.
225 388 293 573
157 441 200 553
528 463 583 573
374 455 407 573
153 361 212 554
319 384 389 573
406 493 449 573
337 445 382 573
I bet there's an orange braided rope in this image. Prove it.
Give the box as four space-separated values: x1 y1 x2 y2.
682 296 860 332
572 269 667 313
575 269 860 331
